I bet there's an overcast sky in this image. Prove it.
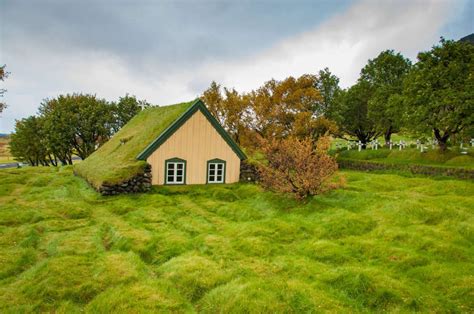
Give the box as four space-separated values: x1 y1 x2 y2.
0 0 472 133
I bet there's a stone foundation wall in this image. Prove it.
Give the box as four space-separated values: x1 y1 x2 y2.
98 164 152 196
240 160 260 183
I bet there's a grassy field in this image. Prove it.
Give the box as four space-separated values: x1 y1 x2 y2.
0 167 473 312
336 147 474 169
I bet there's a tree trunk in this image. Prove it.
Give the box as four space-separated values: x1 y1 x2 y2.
434 128 449 152
384 126 393 146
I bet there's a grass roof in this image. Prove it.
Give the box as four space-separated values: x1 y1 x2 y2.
74 100 196 188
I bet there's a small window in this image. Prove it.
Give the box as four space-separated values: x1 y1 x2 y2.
207 159 225 183
165 158 186 184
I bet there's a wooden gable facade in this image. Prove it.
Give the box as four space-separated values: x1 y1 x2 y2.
136 99 246 185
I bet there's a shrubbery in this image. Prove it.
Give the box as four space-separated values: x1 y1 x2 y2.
258 136 344 199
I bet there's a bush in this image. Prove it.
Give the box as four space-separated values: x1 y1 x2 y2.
258 136 343 199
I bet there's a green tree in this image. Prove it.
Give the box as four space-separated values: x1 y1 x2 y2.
315 67 341 118
0 65 8 113
112 94 150 133
360 50 412 144
10 116 54 166
39 94 114 160
332 81 380 147
402 39 474 151
40 100 75 165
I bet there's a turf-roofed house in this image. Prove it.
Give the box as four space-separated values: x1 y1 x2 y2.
74 99 247 195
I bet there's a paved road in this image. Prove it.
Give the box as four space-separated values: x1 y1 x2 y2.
0 162 21 169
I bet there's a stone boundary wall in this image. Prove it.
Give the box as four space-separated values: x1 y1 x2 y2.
338 158 474 180
240 160 260 183
94 164 152 196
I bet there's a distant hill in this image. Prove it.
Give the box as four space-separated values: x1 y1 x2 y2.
460 33 474 44
0 133 10 138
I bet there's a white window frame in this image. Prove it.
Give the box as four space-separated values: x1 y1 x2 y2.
165 160 185 184
207 161 225 184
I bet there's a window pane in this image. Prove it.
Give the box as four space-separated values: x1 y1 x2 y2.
176 175 183 182
168 163 174 170
210 170 215 175
209 175 215 181
167 176 174 182
177 163 183 170
216 175 222 182
167 169 174 176
177 170 183 176
217 164 223 170
210 164 215 170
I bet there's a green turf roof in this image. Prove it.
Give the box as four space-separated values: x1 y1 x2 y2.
74 99 247 189
74 100 196 188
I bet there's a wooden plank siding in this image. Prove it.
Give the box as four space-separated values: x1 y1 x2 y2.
146 110 241 185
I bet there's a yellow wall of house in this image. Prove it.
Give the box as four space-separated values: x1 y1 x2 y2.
146 110 241 185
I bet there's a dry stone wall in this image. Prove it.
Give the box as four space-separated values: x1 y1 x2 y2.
240 160 259 183
98 164 152 196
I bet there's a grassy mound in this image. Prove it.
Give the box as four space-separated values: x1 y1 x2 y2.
0 166 473 311
337 147 474 169
74 100 195 188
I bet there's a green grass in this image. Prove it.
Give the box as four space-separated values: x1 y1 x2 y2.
337 147 474 169
73 100 195 188
0 167 473 312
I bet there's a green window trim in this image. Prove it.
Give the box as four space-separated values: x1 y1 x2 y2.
165 157 186 185
136 99 247 161
206 158 226 184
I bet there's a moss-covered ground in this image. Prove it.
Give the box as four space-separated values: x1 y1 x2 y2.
0 167 473 312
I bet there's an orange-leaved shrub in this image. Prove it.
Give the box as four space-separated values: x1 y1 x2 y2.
258 136 344 199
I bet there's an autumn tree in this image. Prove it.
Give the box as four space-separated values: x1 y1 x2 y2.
360 50 412 144
402 39 474 151
0 65 8 113
258 136 341 200
248 75 330 141
201 81 250 145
